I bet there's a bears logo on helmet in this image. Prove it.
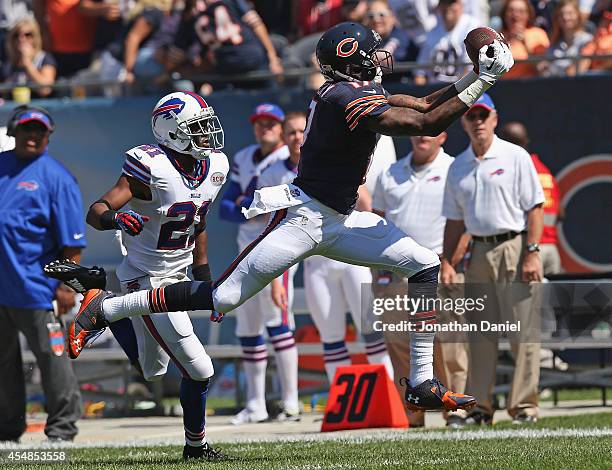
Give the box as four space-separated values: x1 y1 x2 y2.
316 22 393 83
336 38 358 57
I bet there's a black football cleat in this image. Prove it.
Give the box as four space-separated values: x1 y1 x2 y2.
400 376 477 412
68 289 112 359
182 443 229 461
44 259 107 293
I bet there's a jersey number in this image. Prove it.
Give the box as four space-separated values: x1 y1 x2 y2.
157 200 211 250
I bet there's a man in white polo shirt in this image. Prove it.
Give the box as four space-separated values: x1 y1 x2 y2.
441 94 545 425
372 132 469 428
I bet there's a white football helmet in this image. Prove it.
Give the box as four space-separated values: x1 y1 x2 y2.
151 91 224 160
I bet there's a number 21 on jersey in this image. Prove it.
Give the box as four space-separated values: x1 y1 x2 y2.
157 200 211 250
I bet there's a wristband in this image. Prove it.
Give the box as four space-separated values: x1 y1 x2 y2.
100 210 119 230
453 70 478 94
457 77 491 107
192 264 212 282
92 198 114 211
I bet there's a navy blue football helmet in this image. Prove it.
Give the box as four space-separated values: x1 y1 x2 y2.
316 22 393 82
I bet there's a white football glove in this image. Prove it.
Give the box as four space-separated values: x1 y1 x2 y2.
477 40 514 85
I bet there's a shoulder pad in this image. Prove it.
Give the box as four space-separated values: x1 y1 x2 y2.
122 144 165 186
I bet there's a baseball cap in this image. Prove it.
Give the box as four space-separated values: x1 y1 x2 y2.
468 93 496 113
15 110 53 131
250 103 285 124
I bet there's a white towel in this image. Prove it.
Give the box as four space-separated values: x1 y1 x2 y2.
241 184 311 219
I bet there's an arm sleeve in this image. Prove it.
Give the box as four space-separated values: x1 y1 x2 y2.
51 174 87 248
219 180 250 223
519 151 546 211
442 171 464 220
329 82 391 132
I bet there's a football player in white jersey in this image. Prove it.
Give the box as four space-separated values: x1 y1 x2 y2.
48 91 229 461
218 103 294 425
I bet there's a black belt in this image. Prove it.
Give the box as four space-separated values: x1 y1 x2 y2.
472 231 525 243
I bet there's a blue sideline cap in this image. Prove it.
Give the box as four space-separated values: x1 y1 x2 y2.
250 103 285 124
15 110 53 130
469 93 496 113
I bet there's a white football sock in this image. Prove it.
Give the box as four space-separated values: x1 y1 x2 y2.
241 342 268 414
102 291 150 322
323 341 351 384
271 332 299 412
409 331 435 386
365 342 394 380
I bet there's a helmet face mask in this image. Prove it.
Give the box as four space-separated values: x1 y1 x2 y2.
316 22 394 83
152 92 225 160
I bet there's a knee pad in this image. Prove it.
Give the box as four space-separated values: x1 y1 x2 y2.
184 354 214 381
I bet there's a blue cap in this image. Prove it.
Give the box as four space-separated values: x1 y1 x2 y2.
469 93 496 113
15 110 53 131
250 103 285 124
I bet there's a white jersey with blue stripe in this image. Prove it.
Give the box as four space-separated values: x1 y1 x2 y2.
118 144 229 279
231 143 289 248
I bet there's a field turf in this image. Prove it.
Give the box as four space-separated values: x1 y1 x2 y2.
4 412 612 469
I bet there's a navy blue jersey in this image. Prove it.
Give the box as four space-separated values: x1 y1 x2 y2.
293 80 390 214
174 0 266 73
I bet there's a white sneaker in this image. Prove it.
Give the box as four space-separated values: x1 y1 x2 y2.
231 408 268 425
275 408 301 422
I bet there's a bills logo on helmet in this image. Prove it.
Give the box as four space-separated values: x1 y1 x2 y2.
152 98 186 126
336 37 358 57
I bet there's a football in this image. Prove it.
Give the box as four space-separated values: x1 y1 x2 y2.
464 27 505 72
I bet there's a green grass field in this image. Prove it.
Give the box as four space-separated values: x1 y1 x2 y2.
5 413 612 469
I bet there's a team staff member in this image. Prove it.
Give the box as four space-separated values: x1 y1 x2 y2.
441 94 545 425
372 132 469 427
0 106 85 442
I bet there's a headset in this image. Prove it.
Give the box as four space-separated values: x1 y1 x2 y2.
6 105 55 137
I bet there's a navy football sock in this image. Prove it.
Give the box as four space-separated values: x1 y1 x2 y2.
180 377 209 447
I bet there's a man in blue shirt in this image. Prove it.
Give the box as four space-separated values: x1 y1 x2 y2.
0 106 86 442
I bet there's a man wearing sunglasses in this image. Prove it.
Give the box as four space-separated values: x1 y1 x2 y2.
441 93 545 426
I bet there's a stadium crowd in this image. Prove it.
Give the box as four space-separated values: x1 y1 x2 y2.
0 0 610 97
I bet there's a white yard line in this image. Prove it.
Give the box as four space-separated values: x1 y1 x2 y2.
2 427 611 449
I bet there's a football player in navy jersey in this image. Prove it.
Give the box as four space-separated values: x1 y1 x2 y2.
52 22 514 413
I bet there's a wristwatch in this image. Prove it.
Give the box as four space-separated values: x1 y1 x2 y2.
526 243 540 253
